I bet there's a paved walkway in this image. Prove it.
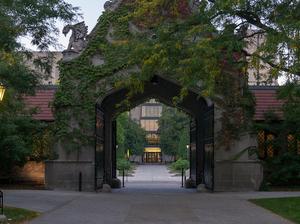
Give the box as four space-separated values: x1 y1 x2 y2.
3 189 300 224
126 165 181 182
2 166 300 224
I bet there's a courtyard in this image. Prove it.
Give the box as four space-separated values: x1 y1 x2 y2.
2 165 300 224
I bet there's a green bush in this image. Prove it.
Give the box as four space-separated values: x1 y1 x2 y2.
264 152 300 186
171 159 189 171
117 159 131 171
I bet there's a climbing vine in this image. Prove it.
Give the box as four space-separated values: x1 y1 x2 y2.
54 0 255 151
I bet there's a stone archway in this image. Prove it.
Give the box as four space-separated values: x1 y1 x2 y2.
45 0 263 192
95 75 214 190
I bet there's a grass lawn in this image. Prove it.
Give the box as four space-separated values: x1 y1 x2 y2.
250 197 300 224
2 207 39 224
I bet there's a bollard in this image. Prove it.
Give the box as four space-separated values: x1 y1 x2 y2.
0 190 3 215
181 168 184 188
122 169 125 188
79 172 82 192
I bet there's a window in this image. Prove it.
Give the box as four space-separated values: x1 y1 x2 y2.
141 106 162 117
257 130 275 159
287 134 300 154
140 120 159 131
146 133 160 145
257 131 300 159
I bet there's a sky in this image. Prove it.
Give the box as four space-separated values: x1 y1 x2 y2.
21 0 107 51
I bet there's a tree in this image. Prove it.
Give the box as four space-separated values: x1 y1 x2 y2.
0 90 44 175
134 0 300 80
121 0 299 149
253 82 300 187
0 0 79 173
158 106 190 158
116 113 147 158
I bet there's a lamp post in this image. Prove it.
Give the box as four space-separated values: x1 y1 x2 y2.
186 144 190 160
0 85 5 220
0 85 5 102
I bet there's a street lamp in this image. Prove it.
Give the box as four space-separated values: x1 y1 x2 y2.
0 85 5 102
186 144 190 160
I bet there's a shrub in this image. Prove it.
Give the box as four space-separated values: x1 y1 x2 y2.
171 159 189 171
117 159 131 171
264 152 300 186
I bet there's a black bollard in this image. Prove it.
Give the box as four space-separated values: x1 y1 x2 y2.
0 190 3 215
79 172 82 192
122 169 125 188
181 168 184 188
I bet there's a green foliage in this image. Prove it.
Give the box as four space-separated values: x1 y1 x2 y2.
159 106 190 157
171 159 189 171
0 0 78 174
0 90 45 175
177 127 189 159
254 82 300 187
116 112 146 157
278 82 300 139
264 152 300 186
31 124 56 162
116 158 131 171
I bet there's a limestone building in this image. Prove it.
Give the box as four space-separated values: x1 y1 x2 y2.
130 99 163 163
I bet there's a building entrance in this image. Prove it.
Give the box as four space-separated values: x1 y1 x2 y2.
143 147 162 163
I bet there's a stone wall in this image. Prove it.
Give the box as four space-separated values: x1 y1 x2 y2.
213 106 263 191
45 161 95 191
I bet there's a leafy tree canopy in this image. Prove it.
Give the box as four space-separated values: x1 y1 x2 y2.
0 0 79 173
158 105 190 157
133 0 300 82
117 112 147 157
0 0 79 92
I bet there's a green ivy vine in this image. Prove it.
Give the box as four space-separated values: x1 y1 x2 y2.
54 1 255 152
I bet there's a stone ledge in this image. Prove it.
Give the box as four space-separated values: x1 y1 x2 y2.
45 160 93 164
0 215 7 223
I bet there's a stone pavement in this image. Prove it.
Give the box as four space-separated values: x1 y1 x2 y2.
126 165 181 183
2 165 300 224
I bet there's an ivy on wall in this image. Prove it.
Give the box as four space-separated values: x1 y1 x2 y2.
54 0 254 152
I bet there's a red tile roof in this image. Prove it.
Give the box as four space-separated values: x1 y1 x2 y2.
23 87 56 121
250 87 284 120
24 86 284 122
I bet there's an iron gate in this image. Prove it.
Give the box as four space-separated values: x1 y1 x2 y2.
203 105 214 191
95 107 105 190
190 119 197 183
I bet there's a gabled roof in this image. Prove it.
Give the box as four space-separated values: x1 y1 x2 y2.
24 86 284 122
23 86 56 121
250 86 284 120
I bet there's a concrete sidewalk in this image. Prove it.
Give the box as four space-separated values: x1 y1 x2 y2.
3 189 300 224
126 165 181 182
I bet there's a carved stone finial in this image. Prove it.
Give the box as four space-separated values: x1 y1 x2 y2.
63 22 88 53
104 0 123 12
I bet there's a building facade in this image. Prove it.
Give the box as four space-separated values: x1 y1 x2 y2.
130 99 163 163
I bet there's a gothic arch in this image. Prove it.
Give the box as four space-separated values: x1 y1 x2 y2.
95 75 214 190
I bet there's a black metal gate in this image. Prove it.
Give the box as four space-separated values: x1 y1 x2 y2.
203 105 214 191
95 107 105 190
189 119 197 183
112 120 117 179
